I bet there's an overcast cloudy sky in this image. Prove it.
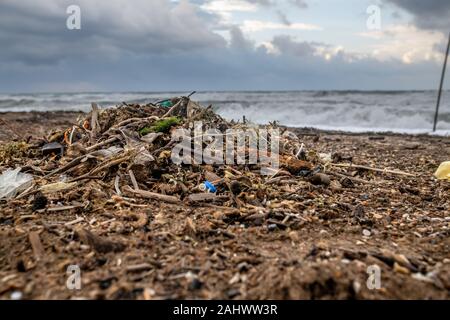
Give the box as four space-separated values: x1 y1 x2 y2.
0 0 449 92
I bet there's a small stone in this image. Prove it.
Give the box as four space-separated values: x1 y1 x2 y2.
352 280 361 294
288 231 299 242
330 180 342 190
188 278 203 291
362 229 371 237
10 291 22 300
373 213 383 219
226 288 240 299
309 173 331 186
267 224 277 231
340 177 354 188
32 192 48 211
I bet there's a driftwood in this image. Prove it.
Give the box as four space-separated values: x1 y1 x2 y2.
124 186 181 204
89 103 100 143
86 136 120 152
331 163 416 177
28 231 45 260
128 169 139 190
187 193 229 202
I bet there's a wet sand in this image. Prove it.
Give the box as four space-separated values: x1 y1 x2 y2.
0 111 449 299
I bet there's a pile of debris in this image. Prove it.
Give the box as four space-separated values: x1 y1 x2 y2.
0 95 341 216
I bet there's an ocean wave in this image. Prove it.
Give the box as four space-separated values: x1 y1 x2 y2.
1 91 449 134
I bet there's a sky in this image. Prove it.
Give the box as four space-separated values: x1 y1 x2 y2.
0 0 449 92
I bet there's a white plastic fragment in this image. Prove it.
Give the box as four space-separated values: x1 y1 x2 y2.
0 168 33 199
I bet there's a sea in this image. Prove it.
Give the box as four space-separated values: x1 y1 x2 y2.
0 91 449 135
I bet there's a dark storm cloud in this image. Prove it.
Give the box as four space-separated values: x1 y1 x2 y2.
0 0 445 92
384 0 450 31
0 0 225 65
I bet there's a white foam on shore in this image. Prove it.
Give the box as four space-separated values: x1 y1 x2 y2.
1 91 449 135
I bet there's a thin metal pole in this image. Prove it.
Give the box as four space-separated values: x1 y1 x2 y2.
433 32 450 132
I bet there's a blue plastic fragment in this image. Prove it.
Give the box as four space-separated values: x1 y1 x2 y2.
203 180 217 193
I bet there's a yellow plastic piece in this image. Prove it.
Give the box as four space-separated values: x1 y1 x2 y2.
434 161 450 181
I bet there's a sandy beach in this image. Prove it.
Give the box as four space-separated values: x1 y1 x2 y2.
0 110 449 300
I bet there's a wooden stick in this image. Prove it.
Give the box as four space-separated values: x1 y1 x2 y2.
162 99 183 118
28 231 45 260
331 163 416 177
44 155 84 178
114 175 122 196
64 217 85 226
90 155 131 175
107 116 160 133
124 186 181 204
128 169 139 190
90 103 100 143
86 136 119 152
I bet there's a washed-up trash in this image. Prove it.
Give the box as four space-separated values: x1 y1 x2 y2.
160 100 173 108
200 181 217 193
42 142 64 157
434 161 450 181
0 168 33 199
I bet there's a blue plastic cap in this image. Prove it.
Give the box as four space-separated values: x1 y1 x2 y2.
204 180 217 193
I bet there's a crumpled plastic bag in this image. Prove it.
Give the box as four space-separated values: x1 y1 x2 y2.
434 161 450 181
0 168 33 199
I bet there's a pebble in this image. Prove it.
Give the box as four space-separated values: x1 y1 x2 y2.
188 278 203 291
362 229 371 237
309 173 331 186
352 280 361 294
10 291 22 300
288 231 299 242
